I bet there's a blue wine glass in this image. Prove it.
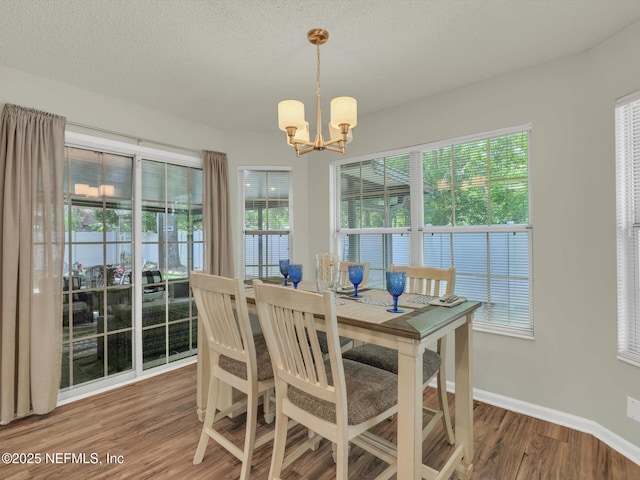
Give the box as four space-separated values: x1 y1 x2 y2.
348 264 364 298
279 259 290 286
386 271 406 313
289 264 303 289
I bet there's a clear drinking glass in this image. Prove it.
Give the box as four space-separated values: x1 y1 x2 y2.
315 253 340 293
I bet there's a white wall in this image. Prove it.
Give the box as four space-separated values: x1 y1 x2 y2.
306 19 640 448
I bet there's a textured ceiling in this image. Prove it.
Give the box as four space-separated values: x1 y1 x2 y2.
2 0 640 133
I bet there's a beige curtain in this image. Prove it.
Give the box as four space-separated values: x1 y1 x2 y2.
202 150 233 277
198 150 234 418
0 104 66 424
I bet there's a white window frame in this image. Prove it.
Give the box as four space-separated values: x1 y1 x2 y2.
616 89 640 367
238 166 293 279
331 123 534 338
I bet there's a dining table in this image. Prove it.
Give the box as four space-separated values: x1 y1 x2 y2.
195 278 480 480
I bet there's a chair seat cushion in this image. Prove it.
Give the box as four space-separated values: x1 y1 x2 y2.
288 359 397 425
317 331 352 354
218 334 274 381
342 344 441 384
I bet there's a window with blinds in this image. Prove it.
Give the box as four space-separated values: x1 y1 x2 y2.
334 126 533 337
337 156 411 288
616 90 640 366
241 169 292 279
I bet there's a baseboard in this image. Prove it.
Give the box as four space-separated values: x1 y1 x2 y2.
435 379 640 467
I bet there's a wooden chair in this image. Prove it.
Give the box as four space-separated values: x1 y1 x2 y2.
338 260 370 289
342 264 456 445
191 272 275 480
253 279 398 480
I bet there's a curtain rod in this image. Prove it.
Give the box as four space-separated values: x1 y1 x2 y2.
66 120 202 155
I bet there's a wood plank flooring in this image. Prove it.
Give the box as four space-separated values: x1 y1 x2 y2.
1 363 638 479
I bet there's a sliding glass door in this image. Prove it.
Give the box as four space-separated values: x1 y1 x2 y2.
140 160 202 369
62 147 134 387
60 138 202 397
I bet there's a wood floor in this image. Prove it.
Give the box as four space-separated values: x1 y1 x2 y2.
1 363 639 479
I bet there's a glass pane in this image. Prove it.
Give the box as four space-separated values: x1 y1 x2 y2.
170 281 191 299
244 233 290 278
191 317 198 349
169 320 191 361
267 171 289 229
490 180 528 225
423 232 452 268
69 147 102 191
143 327 166 368
107 332 132 374
72 338 102 385
168 294 191 322
142 299 166 327
192 242 204 271
489 232 530 278
104 201 132 235
338 233 410 289
453 140 488 226
103 153 133 198
107 287 133 330
142 160 165 202
167 164 189 203
454 183 488 225
70 203 105 236
192 208 203 234
191 169 203 204
488 278 530 328
62 293 70 341
389 192 410 227
361 196 385 228
490 132 528 180
453 232 488 275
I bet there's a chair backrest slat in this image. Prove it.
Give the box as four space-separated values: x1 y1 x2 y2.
191 272 253 365
390 264 455 297
254 280 343 407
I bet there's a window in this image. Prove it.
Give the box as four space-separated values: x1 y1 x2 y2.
616 90 640 366
61 133 202 398
337 156 412 288
240 168 292 278
334 125 533 337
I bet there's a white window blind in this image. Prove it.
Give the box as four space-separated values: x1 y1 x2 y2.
616 90 640 366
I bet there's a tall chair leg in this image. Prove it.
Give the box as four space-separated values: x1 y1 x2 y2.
239 386 259 480
335 438 349 480
269 396 289 480
193 375 220 464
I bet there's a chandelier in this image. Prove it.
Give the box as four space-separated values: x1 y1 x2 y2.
277 29 357 156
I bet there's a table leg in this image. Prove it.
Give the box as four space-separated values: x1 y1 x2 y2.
454 313 474 479
396 338 424 479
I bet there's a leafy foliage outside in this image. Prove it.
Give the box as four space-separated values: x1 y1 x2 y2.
424 132 528 226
